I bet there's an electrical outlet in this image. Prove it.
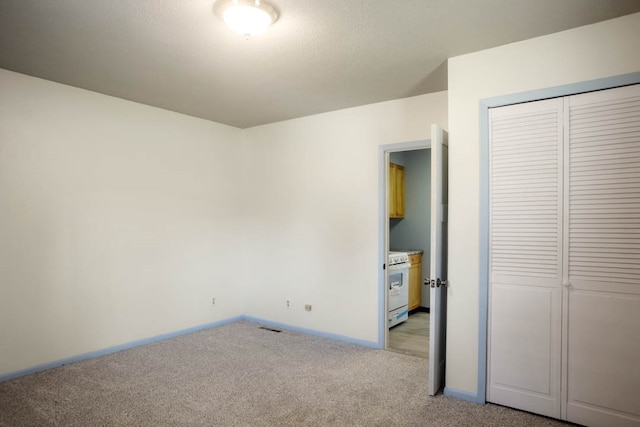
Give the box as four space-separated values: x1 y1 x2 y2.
286 299 291 309
211 297 216 306
305 304 312 312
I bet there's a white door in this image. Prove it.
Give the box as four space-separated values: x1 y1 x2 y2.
487 98 564 418
488 84 640 427
564 85 640 427
428 124 448 396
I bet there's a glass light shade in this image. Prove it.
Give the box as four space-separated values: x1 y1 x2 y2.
224 5 271 36
215 0 279 37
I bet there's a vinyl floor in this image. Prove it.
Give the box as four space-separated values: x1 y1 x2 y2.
387 311 429 359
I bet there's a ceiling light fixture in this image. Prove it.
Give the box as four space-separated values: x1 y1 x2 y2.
214 0 279 38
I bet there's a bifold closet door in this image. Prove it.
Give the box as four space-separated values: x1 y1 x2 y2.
564 85 640 427
487 98 564 419
488 84 640 427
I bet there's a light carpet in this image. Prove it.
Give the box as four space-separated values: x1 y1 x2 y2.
0 321 571 426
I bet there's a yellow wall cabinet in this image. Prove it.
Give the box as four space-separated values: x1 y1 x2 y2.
389 162 405 218
408 253 422 310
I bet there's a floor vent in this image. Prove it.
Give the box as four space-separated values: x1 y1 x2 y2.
259 326 282 333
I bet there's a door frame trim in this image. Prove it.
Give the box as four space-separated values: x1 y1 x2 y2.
477 71 640 404
378 139 431 348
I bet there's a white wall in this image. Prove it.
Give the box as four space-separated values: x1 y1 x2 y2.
447 12 640 395
241 92 447 342
3 12 638 391
0 69 244 375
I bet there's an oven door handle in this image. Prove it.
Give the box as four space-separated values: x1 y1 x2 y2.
388 263 410 271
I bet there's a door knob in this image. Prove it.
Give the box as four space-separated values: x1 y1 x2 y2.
428 279 449 288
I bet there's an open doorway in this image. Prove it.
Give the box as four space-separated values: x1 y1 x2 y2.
387 148 431 359
379 125 448 395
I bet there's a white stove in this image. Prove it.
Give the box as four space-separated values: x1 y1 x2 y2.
388 251 409 266
388 251 410 327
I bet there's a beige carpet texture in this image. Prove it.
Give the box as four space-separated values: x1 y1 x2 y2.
0 321 571 426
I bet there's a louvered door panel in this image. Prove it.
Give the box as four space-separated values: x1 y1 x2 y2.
568 86 640 292
488 98 563 419
565 84 640 427
490 101 563 284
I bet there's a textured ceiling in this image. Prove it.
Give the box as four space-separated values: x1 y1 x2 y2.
1 0 639 128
